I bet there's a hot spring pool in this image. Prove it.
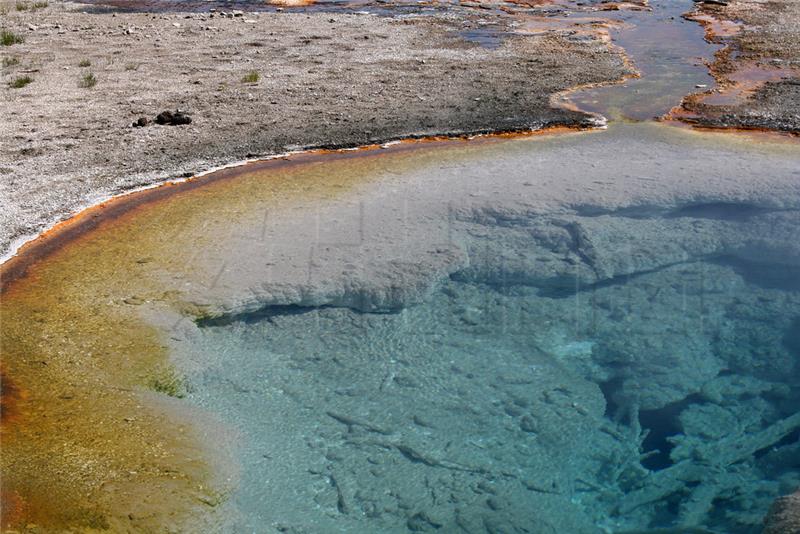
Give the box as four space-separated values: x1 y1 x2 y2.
182 256 800 533
146 123 800 532
2 122 799 532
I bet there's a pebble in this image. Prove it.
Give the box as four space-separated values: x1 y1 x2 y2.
154 110 193 126
519 415 538 433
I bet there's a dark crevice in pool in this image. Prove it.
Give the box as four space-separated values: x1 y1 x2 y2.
195 302 401 327
567 203 798 221
196 304 334 327
714 256 800 292
754 428 800 460
572 205 669 219
534 258 715 298
665 201 783 221
639 395 703 472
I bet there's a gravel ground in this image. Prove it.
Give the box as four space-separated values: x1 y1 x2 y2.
675 0 800 133
0 0 628 258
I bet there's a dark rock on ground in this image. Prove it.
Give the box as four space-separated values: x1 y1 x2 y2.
155 110 173 125
155 110 192 126
0 7 630 256
171 111 192 125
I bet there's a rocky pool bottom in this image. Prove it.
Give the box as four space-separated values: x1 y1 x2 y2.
173 224 800 533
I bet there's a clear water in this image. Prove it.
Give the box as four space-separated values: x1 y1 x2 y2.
181 230 800 534
166 126 800 533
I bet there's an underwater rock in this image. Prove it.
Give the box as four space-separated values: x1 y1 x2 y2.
407 511 443 531
173 255 799 533
519 415 538 433
699 375 790 405
603 341 722 411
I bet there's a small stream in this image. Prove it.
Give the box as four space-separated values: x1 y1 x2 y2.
565 1 717 121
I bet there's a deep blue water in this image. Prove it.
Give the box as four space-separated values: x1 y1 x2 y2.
136 0 799 529
179 243 800 533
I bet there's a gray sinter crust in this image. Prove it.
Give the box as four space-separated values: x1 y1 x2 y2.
0 2 628 256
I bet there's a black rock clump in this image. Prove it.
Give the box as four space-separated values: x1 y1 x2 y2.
132 110 193 128
155 110 192 126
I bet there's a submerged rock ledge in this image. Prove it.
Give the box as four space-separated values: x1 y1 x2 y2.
191 204 800 318
176 124 800 322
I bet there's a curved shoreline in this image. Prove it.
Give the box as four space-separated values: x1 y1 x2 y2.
2 0 797 265
0 1 633 258
0 124 591 279
0 124 598 531
8 0 796 279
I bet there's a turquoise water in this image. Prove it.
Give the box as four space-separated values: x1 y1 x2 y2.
131 1 798 530
177 197 800 533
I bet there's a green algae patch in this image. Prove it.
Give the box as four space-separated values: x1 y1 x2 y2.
149 365 189 398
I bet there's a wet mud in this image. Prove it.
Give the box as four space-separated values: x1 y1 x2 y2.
669 0 800 134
